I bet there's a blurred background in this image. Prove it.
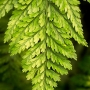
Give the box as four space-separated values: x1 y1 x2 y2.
0 0 90 90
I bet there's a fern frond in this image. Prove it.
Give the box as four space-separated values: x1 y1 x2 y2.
51 0 87 46
0 0 14 19
0 16 32 90
4 0 87 90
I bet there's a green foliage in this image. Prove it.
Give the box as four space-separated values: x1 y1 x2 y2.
71 55 90 90
0 13 32 90
0 0 14 18
85 0 90 3
0 0 88 90
88 0 90 3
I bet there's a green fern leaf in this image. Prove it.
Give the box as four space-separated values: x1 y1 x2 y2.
0 0 14 19
4 0 87 90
